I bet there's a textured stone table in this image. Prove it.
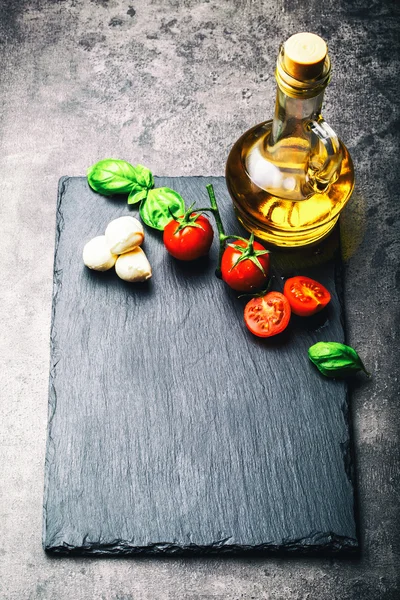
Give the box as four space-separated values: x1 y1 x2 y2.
0 0 399 598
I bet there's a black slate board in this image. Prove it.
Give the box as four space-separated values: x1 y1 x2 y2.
43 176 358 555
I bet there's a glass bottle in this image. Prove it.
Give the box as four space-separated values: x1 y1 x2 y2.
225 33 354 247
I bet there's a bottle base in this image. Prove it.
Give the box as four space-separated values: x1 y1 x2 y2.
233 202 339 248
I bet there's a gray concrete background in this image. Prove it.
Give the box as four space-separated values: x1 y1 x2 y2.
0 0 399 598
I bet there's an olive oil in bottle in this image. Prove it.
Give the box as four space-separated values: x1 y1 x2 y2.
226 33 354 247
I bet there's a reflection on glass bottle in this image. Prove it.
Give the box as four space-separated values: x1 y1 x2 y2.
226 33 354 247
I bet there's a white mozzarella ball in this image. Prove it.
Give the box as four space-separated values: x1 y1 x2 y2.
115 247 152 282
105 216 144 255
83 235 117 271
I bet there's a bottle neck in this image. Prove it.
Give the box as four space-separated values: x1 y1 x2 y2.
270 88 325 146
271 43 331 146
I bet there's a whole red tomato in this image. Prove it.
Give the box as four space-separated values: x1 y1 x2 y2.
221 235 270 292
163 213 214 261
244 292 291 338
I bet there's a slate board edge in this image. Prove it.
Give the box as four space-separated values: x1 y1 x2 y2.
333 242 361 550
43 176 359 557
45 533 358 557
42 176 69 554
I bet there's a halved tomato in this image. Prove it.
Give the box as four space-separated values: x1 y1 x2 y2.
283 276 331 317
244 292 291 338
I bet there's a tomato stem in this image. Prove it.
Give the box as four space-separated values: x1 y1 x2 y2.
172 203 207 234
205 184 228 278
205 184 269 279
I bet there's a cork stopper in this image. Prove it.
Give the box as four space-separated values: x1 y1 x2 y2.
283 32 327 80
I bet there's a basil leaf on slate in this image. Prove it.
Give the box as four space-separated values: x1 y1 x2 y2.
132 164 154 191
87 159 138 196
308 342 370 378
128 188 148 205
139 187 185 231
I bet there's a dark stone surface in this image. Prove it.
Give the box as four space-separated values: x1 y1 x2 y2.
43 176 357 556
0 0 399 597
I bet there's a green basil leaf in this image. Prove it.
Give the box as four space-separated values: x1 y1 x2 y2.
139 187 185 231
87 159 138 196
308 342 370 378
132 164 154 191
128 188 148 205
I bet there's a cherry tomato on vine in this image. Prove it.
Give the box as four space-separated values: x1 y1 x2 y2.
163 212 214 261
283 276 331 317
221 235 270 292
244 292 291 338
